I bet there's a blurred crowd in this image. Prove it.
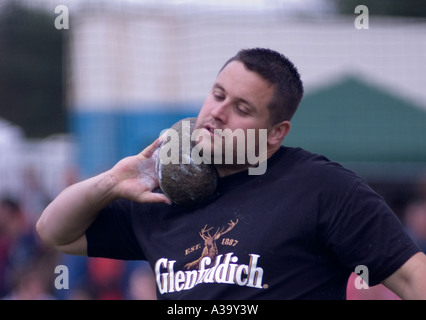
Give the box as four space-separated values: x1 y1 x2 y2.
0 166 157 300
1 166 426 300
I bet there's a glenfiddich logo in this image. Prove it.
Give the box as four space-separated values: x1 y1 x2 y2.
154 219 266 294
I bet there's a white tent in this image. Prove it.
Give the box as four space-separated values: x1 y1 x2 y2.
0 117 77 222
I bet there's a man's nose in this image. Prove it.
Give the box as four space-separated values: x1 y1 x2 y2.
211 101 228 124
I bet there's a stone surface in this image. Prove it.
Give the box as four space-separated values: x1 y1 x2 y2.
156 117 218 207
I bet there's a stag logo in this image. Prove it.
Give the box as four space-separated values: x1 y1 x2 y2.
184 219 239 270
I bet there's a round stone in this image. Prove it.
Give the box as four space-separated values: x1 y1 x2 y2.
156 117 218 207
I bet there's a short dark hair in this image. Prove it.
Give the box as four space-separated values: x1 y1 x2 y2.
221 48 304 123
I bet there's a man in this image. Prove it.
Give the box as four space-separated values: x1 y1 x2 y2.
37 48 426 299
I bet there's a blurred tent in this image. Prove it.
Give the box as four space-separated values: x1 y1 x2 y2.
285 76 426 182
0 116 76 200
0 118 24 194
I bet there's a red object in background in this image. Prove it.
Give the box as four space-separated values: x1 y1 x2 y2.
87 257 125 300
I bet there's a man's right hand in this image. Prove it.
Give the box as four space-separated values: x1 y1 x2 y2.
107 138 171 205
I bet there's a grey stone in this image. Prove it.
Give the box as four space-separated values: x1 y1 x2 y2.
156 117 218 207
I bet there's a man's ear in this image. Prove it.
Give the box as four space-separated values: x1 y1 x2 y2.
267 120 291 146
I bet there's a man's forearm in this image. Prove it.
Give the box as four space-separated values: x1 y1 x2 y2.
36 170 116 250
37 139 170 255
383 252 426 300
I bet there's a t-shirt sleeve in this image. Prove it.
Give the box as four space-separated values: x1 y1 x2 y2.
86 199 146 260
320 178 420 286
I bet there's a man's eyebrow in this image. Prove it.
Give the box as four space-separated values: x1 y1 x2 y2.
212 83 225 91
212 83 257 111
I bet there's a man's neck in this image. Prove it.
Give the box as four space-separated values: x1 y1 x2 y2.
214 145 280 177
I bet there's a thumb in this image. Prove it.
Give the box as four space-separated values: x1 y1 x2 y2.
138 138 163 160
138 191 172 205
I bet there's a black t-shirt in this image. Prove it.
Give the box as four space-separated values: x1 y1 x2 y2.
86 146 420 299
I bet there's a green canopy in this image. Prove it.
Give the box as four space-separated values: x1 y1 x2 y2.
285 76 426 181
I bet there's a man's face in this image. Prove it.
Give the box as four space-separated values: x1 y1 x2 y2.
194 60 275 163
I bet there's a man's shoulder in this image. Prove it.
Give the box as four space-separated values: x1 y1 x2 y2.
277 146 346 171
276 146 363 187
280 146 330 164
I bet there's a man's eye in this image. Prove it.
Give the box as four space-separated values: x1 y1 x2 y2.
213 93 225 101
235 105 249 115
